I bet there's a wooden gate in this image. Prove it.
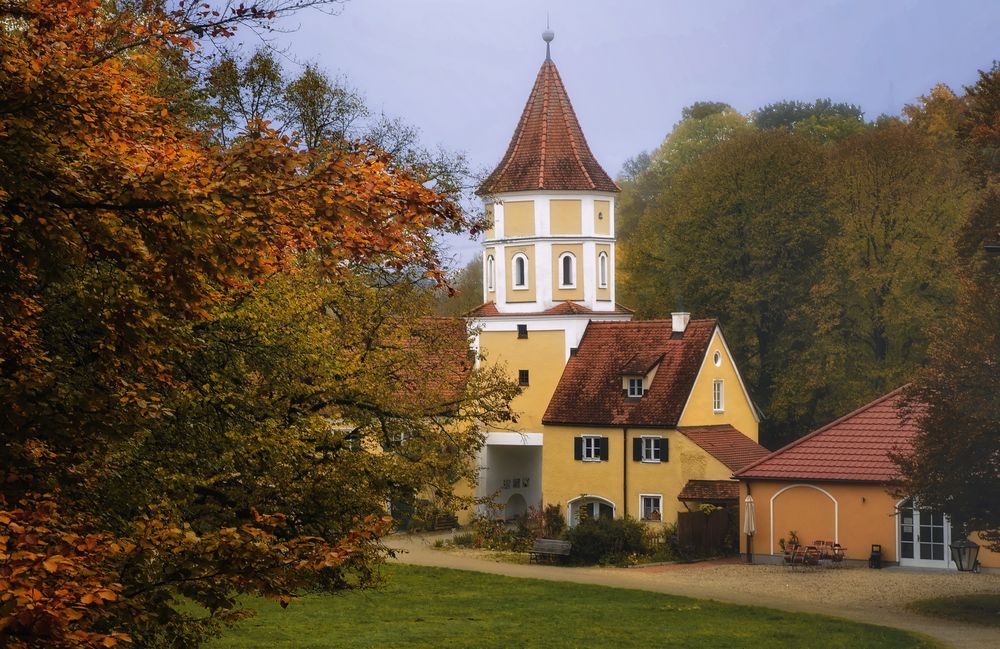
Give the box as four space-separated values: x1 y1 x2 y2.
677 508 735 553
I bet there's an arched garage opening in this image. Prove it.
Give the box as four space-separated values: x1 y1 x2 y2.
770 484 838 554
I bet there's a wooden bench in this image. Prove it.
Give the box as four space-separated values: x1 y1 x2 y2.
529 538 571 564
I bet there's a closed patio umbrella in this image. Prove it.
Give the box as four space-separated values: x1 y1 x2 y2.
744 494 756 564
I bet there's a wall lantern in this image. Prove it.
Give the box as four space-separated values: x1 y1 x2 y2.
949 537 980 572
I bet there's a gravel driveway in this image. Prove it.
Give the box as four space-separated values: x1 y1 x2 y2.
387 532 1000 649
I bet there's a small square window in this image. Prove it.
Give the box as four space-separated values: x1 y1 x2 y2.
582 436 601 461
517 324 528 339
641 437 661 462
641 495 662 521
628 377 644 398
518 369 530 386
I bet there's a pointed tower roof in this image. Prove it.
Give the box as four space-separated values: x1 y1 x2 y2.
478 58 620 195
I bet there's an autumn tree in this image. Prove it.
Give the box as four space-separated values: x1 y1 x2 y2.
0 1 512 647
435 254 484 316
897 64 1000 548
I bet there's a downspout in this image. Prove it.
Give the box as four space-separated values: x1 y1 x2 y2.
622 427 629 518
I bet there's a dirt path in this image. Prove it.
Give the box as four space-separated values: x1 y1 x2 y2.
386 532 1000 649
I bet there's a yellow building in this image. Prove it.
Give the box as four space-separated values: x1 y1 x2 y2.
734 388 1000 570
467 30 767 526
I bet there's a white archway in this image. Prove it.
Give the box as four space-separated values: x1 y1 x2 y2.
769 484 839 554
567 495 616 527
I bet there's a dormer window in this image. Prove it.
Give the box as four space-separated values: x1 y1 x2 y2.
558 251 576 288
628 377 644 398
512 253 529 289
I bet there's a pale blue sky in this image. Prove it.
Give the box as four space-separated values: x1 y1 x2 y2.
267 0 1000 264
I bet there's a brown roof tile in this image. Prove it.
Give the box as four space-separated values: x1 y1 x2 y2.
677 480 740 502
478 60 619 195
678 425 771 472
542 319 717 427
734 387 919 483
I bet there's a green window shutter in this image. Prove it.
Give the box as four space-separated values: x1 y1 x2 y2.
632 438 643 461
659 438 669 462
574 437 583 461
599 437 609 461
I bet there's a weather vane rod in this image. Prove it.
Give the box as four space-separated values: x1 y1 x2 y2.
542 14 554 61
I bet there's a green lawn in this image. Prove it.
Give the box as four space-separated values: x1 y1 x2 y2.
909 593 1000 628
210 565 941 649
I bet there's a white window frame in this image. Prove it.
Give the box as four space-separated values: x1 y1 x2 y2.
640 494 663 521
628 377 644 398
581 435 601 462
512 253 529 290
641 436 661 463
486 255 495 292
713 379 724 413
558 252 576 289
598 251 609 288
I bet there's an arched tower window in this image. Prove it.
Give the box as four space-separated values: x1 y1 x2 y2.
598 252 609 288
512 253 529 289
558 252 576 288
486 255 495 292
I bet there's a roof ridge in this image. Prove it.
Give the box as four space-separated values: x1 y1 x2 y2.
733 385 910 477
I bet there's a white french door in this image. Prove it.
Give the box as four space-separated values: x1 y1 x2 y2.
898 499 953 569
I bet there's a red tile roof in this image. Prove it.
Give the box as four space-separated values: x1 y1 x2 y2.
478 59 619 195
393 317 473 415
465 301 633 318
734 387 919 483
678 425 771 472
543 319 717 427
677 480 740 502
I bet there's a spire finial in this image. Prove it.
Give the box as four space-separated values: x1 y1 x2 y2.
542 16 554 61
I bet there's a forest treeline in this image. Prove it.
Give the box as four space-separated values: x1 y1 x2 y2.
615 86 990 448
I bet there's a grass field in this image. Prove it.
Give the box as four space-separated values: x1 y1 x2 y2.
909 593 1000 628
208 565 941 648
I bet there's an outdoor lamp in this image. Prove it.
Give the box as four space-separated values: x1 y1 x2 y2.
949 537 980 572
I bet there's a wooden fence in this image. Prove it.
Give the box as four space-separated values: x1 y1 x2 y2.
677 508 736 553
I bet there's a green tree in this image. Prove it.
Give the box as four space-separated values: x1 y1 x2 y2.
617 104 750 301
753 98 866 144
436 254 485 316
771 122 972 443
623 130 832 445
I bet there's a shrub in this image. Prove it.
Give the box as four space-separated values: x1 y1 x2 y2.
542 504 565 538
468 515 535 552
563 516 648 565
451 532 475 548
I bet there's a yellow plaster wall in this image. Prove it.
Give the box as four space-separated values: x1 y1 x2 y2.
505 244 535 303
596 243 611 302
738 481 1000 567
678 328 759 442
504 200 534 237
479 329 565 432
550 199 582 235
484 246 496 300
485 204 495 240
540 426 736 525
551 243 584 301
594 200 611 235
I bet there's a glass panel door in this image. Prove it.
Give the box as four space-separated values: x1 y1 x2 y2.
899 499 950 568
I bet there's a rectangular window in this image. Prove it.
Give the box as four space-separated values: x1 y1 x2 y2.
517 324 528 339
641 495 662 521
518 369 530 386
713 379 724 413
582 436 601 461
628 377 644 398
641 437 661 462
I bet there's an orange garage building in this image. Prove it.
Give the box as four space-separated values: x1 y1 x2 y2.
734 387 999 571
